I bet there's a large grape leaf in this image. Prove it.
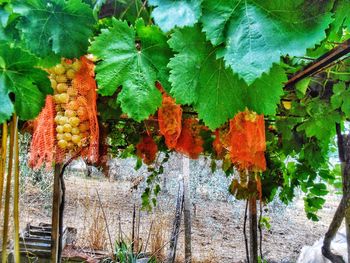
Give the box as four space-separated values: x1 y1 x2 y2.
89 18 172 121
13 0 95 58
149 0 201 32
247 64 287 115
168 25 246 129
0 41 51 123
201 0 334 84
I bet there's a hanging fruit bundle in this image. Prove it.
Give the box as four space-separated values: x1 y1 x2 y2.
229 109 266 172
175 118 204 159
157 83 182 149
136 135 158 165
29 57 99 170
212 126 231 159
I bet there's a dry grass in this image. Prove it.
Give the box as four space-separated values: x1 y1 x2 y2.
80 194 108 251
150 214 168 262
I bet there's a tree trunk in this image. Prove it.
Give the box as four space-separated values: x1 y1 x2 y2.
167 183 184 263
97 122 109 177
249 195 258 263
322 125 350 263
183 156 192 263
343 134 350 261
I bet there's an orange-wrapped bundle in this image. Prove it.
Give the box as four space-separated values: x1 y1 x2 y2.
29 96 56 170
29 56 99 170
229 109 266 172
157 83 182 149
175 118 203 159
136 135 158 165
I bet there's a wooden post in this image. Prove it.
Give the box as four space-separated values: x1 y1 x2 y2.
167 182 184 263
183 156 192 263
2 119 15 262
249 195 258 263
51 164 61 263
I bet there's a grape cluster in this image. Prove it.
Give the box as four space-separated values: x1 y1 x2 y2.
49 59 90 150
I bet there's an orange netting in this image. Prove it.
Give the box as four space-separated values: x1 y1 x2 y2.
175 118 204 159
29 95 55 170
29 56 99 170
136 135 158 165
157 82 182 149
229 109 266 172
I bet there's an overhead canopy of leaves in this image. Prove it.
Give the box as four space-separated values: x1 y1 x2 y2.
0 41 51 123
13 0 95 58
90 18 172 121
149 0 202 32
201 0 334 84
168 25 287 129
168 25 246 129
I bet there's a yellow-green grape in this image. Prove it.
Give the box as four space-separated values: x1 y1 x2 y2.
79 122 89 132
72 60 82 71
54 115 61 124
71 134 81 144
63 132 72 141
56 83 68 93
67 87 78 97
56 111 64 116
56 134 64 141
58 139 68 149
65 109 76 118
69 117 80 127
54 64 66 75
59 93 69 104
61 59 71 69
71 127 80 135
55 105 63 113
56 75 67 83
66 69 76 79
58 116 68 125
50 78 57 89
56 125 64 134
63 123 72 133
53 94 61 104
67 101 79 111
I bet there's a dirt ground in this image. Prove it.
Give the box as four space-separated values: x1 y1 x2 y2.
19 170 340 263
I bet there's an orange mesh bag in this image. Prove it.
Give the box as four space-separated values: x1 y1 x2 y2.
229 109 266 172
29 95 56 170
175 118 204 159
136 135 158 165
157 82 182 149
29 56 99 170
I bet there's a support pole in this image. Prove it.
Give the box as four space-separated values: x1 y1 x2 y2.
249 195 258 263
183 156 192 263
51 164 61 263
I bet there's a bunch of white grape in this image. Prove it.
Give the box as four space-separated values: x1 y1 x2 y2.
49 59 90 150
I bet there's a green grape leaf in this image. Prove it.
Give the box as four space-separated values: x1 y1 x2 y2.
13 0 95 58
201 0 333 84
168 25 246 129
149 0 202 32
310 183 328 196
295 77 311 99
297 100 340 142
246 64 287 115
90 18 172 121
0 41 51 123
